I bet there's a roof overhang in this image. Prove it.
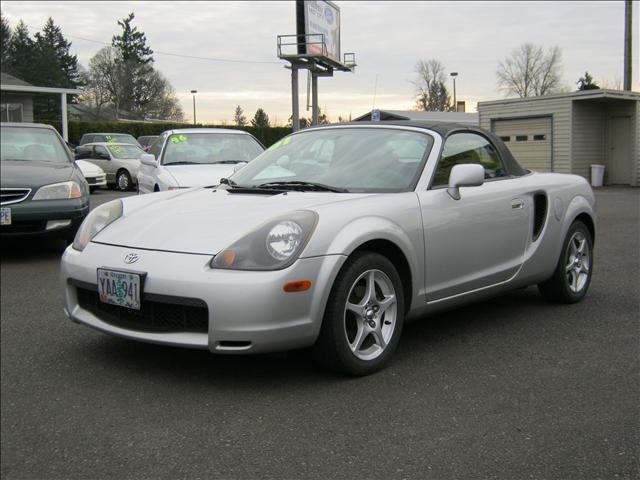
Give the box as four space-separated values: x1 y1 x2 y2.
478 89 639 108
0 84 82 95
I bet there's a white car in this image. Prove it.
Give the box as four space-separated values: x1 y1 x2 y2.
75 160 107 193
137 129 264 193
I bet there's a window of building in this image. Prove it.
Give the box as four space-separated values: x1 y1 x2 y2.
0 103 24 122
500 136 510 142
533 134 546 141
515 135 528 141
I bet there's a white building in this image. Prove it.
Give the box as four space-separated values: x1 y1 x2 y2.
478 89 639 186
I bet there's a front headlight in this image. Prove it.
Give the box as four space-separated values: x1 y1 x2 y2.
211 210 318 271
33 181 82 200
72 200 123 251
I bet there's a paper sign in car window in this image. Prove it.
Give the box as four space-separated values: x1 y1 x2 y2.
268 137 291 151
111 145 123 154
170 135 189 144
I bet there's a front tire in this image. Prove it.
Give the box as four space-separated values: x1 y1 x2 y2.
313 251 404 376
116 170 133 191
538 220 593 303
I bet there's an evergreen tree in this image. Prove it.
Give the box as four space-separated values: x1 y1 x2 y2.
251 108 270 127
7 21 37 82
35 18 81 88
234 105 247 126
1 12 11 72
577 71 600 91
111 12 154 114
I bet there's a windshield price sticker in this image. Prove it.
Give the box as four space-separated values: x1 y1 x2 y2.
170 134 189 144
97 269 142 310
0 207 11 225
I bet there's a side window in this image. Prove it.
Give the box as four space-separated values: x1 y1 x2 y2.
149 134 166 160
75 146 92 159
432 133 506 187
94 145 110 159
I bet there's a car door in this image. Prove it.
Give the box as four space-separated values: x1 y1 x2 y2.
91 145 114 183
418 132 531 302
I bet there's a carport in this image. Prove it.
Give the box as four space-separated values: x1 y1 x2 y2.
0 80 82 142
478 90 640 186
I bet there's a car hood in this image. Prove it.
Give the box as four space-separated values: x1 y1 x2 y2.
0 160 74 189
94 188 371 255
164 164 238 188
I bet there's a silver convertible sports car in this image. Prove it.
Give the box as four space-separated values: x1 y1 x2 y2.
61 121 596 375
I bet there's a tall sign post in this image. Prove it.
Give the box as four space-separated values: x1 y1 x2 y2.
278 0 356 131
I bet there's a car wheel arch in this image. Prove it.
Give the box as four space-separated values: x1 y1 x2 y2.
349 239 413 315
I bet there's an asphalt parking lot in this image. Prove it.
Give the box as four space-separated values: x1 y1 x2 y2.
1 187 638 480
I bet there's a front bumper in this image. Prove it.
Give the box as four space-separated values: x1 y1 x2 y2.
85 175 107 188
61 242 346 354
1 197 89 237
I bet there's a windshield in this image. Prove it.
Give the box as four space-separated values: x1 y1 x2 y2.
230 127 434 193
161 133 264 165
107 144 144 159
0 126 71 163
101 134 140 147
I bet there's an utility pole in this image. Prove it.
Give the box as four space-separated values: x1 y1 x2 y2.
624 0 632 90
190 90 197 125
450 72 458 111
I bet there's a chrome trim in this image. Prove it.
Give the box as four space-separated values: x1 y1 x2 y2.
0 188 32 206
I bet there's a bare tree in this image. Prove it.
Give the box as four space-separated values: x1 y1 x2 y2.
79 46 125 116
496 43 563 98
413 59 451 111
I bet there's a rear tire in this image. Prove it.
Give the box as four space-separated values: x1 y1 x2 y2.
313 251 404 376
538 221 593 303
116 170 133 191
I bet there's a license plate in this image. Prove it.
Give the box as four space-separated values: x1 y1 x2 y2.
1 207 11 225
97 269 142 310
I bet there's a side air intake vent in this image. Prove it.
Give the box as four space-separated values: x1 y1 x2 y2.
533 192 548 241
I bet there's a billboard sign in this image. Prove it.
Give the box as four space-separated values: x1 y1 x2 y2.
297 0 341 61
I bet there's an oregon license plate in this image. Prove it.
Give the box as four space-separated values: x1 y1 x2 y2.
1 207 11 225
97 269 142 310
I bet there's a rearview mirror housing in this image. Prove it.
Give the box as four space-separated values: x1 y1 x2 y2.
140 153 157 167
447 164 484 200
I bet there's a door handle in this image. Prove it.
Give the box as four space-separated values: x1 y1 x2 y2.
511 199 525 209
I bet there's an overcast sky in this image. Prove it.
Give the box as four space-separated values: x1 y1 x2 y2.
2 1 638 124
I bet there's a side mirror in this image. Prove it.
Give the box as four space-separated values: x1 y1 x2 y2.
447 164 484 200
140 153 157 167
233 162 248 172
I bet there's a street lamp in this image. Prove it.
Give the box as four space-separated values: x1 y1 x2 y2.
450 72 458 112
190 90 198 125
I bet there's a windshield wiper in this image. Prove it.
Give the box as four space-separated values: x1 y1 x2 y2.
164 161 200 165
219 177 237 186
254 181 349 193
215 160 246 164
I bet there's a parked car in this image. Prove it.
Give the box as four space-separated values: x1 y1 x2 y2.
1 123 89 241
78 133 142 148
61 121 596 375
137 135 158 152
75 142 144 191
137 129 264 193
75 160 107 193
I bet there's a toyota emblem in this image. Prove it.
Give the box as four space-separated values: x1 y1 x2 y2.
124 253 139 264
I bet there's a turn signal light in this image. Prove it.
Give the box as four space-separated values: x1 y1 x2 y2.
283 280 312 292
221 249 235 266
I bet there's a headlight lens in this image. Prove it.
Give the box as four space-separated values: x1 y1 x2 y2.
33 181 82 200
211 210 318 270
72 200 123 251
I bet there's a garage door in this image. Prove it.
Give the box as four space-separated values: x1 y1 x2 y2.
493 117 552 172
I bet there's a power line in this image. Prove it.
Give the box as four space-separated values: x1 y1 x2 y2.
26 25 281 65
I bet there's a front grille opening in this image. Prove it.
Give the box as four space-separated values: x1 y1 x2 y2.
216 341 252 350
533 192 548 241
75 286 208 333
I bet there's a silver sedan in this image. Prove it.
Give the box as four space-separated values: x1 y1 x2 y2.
61 122 596 375
74 142 144 191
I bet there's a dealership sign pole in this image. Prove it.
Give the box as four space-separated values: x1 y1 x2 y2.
278 0 356 131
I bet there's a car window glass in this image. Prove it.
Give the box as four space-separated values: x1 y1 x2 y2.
75 146 92 159
162 133 264 165
108 145 144 159
231 128 434 193
149 134 166 159
432 133 506 187
0 126 70 163
94 145 110 159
